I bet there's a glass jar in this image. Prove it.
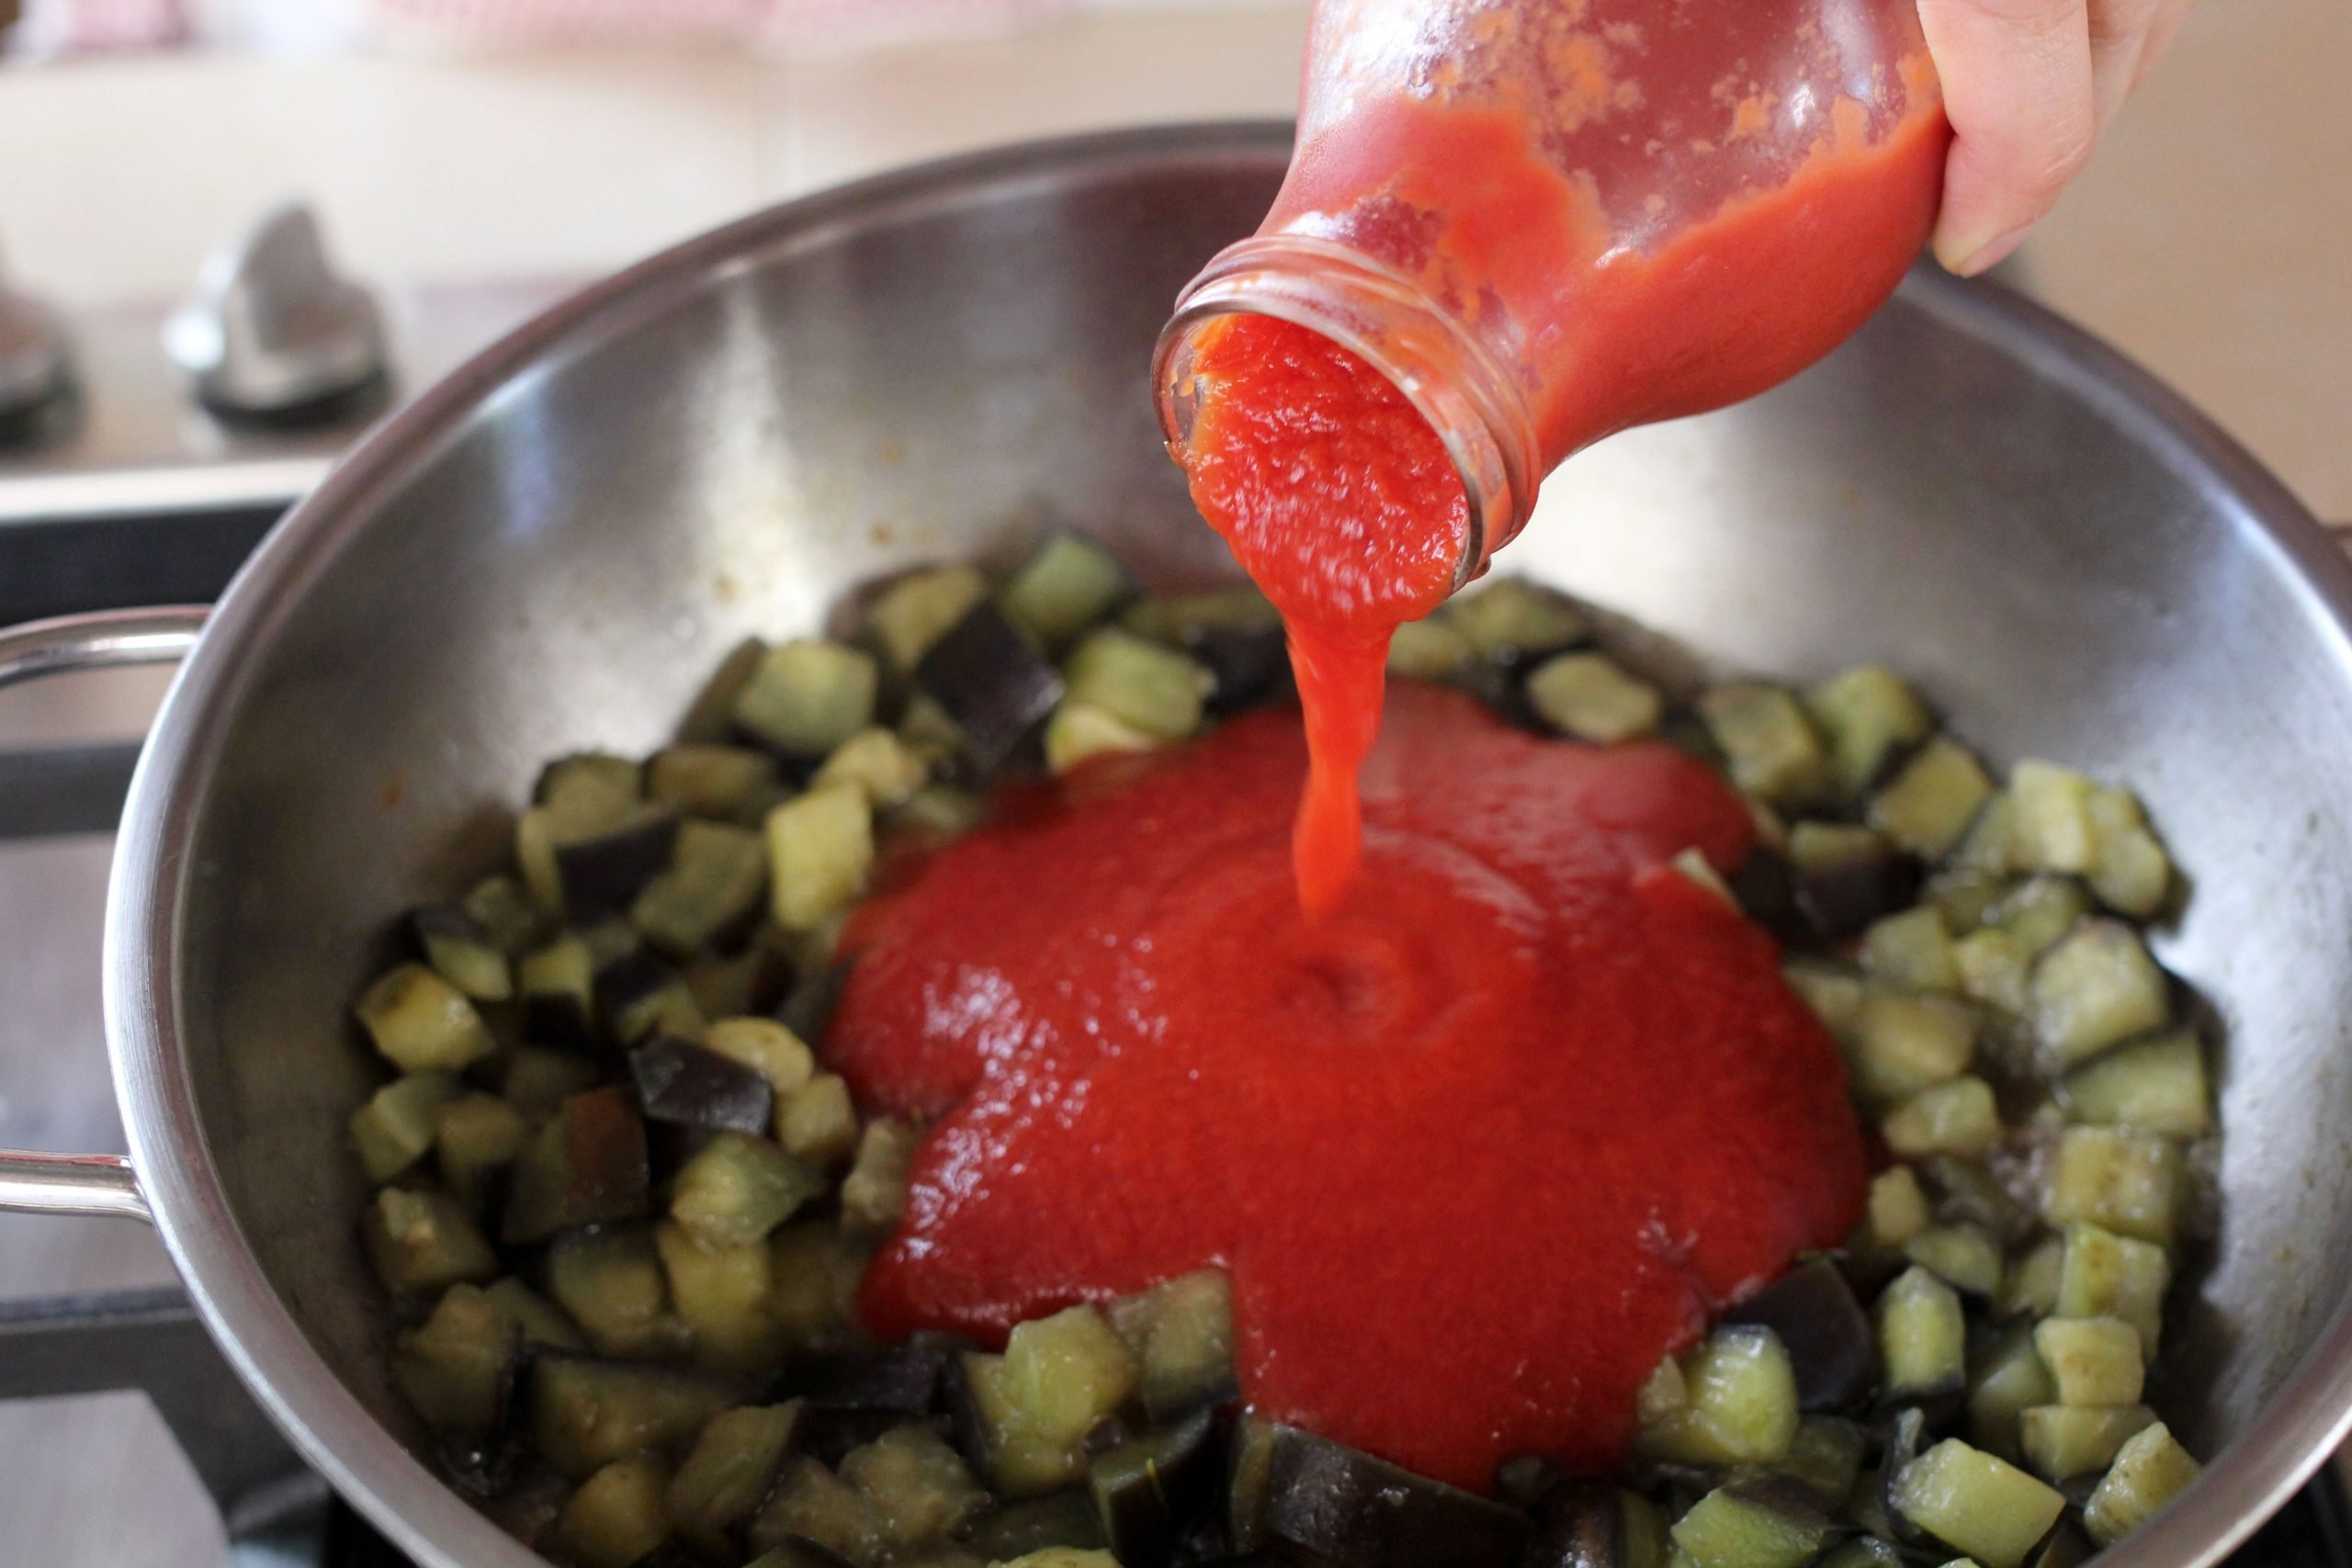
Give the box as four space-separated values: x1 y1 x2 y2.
1155 0 1950 585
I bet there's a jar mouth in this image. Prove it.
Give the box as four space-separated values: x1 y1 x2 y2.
1152 235 1542 592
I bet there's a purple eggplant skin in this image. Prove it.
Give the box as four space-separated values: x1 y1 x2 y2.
1194 622 1290 716
629 1036 773 1135
592 951 693 1047
555 809 681 924
1249 1423 1530 1568
1796 843 1924 941
500 1086 650 1245
1091 1407 1225 1568
1720 1257 1878 1413
776 960 850 1045
1728 846 1813 946
1525 1482 1628 1568
915 600 1066 772
786 1339 955 1464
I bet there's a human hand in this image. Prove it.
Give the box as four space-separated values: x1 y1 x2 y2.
1917 0 2198 275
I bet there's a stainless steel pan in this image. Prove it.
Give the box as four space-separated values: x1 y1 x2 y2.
3 122 2348 1568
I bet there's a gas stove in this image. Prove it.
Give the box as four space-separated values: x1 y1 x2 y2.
0 210 2345 1568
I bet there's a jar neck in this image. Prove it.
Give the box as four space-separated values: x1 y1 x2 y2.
1152 235 1543 591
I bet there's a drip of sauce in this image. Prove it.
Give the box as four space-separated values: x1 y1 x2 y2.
832 685 1866 1490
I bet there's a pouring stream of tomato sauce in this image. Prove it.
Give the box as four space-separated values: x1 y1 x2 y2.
831 34 1947 1493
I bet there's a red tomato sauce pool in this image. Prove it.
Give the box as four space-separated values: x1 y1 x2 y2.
831 684 1866 1490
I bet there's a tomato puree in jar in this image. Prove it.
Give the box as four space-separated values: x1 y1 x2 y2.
831 684 1867 1490
1170 0 1950 909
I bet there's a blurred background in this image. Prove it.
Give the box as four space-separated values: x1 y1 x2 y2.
0 2 2345 1562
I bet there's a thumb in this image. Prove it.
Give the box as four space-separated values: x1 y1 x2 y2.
1917 0 2098 275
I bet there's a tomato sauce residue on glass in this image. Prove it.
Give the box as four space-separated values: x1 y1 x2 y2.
831 686 1866 1490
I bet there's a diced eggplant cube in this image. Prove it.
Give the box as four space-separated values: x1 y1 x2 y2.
666 1403 806 1559
1867 1166 1932 1248
777 1072 861 1168
1721 1258 1876 1413
1528 652 1664 743
1805 666 1934 801
2032 919 2170 1066
1251 1422 1530 1568
914 599 1066 770
1001 534 1136 651
1877 1266 1966 1406
1527 1483 1664 1568
364 1185 498 1296
1728 846 1809 944
537 752 644 820
527 1350 736 1480
1700 683 1831 807
813 728 930 810
549 1224 689 1360
356 963 497 1073
350 1071 464 1183
840 1117 918 1238
2020 1404 2157 1482
631 819 768 958
554 806 683 925
2009 761 2099 874
2033 1316 2147 1407
1669 1478 1840 1568
1192 620 1291 715
706 1015 818 1098
2043 1126 2181 1246
671 1130 826 1249
1445 578 1589 665
678 637 767 744
2055 1224 2170 1359
648 742 785 824
1860 907 1956 991
594 950 707 1046
501 1086 651 1244
553 1453 674 1568
2058 1029 2211 1136
958 1306 1141 1495
962 1492 1109 1558
519 937 598 1048
1903 1224 2005 1296
1387 616 1476 681
767 784 875 934
868 564 990 673
630 1035 774 1135
653 1220 783 1373
1966 1325 2056 1463
1045 702 1160 773
1787 823 1922 939
835 1425 990 1550
2081 1421 2200 1543
1062 628 1214 742
1883 1076 2001 1157
2087 786 2172 919
747 1456 887 1562
1635 1325 1799 1466
460 873 546 955
734 638 881 759
413 904 514 1001
1890 1439 2066 1568
1871 737 1996 859
1108 1269 1238 1421
392 1282 524 1441
1089 1408 1221 1568
1849 990 1975 1104
433 1090 529 1204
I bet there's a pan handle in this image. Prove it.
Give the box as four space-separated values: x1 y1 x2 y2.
0 605 209 1224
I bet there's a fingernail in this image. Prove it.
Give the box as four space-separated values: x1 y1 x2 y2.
1939 221 2033 277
